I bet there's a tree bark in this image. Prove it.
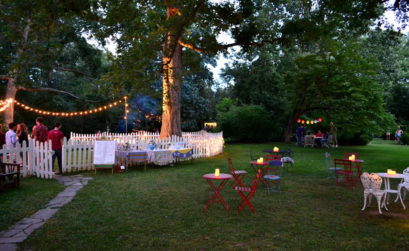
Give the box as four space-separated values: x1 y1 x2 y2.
160 6 183 138
3 78 18 125
284 112 302 143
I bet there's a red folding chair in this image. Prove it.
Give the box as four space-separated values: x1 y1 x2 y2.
233 169 261 214
227 158 247 187
266 155 281 161
334 159 353 186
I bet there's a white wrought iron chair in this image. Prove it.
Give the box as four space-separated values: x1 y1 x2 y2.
361 172 388 214
304 135 314 148
397 167 409 209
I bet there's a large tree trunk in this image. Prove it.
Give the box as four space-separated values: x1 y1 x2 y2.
284 112 302 143
3 78 18 125
160 6 183 138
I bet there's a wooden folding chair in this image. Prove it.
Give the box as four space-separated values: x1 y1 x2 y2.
233 169 261 214
227 157 247 187
334 159 353 186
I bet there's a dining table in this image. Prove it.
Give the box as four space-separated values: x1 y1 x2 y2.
262 149 292 157
376 172 405 207
202 173 233 213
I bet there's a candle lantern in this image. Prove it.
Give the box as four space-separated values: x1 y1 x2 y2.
215 168 220 177
301 120 305 124
297 119 301 123
273 147 279 152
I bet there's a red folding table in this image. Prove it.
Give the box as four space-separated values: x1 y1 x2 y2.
250 161 269 185
202 173 232 213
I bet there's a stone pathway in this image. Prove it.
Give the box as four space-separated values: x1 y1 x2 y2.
0 175 93 251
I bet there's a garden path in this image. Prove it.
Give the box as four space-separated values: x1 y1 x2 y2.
0 175 92 251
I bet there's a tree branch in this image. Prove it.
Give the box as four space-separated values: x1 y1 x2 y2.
218 38 283 51
178 39 203 53
53 67 94 78
17 87 98 102
163 0 204 65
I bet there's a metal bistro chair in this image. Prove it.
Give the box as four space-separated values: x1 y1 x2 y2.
249 148 257 162
233 169 262 214
304 135 314 148
264 160 283 194
361 172 387 214
334 159 353 186
325 152 342 179
227 157 247 187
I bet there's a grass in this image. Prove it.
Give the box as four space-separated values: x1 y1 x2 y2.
0 178 64 231
10 139 409 250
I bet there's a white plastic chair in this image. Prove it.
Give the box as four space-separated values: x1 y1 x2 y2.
397 167 409 209
361 172 387 214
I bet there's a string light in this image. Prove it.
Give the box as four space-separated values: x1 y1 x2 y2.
3 98 125 117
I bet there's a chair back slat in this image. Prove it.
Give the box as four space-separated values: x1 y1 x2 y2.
360 172 371 189
369 173 382 191
403 167 409 183
266 155 281 162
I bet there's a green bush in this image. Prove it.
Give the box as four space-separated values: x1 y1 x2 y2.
217 105 273 142
401 132 409 145
339 131 373 146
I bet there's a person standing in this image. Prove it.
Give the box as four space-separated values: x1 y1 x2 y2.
5 122 17 148
16 123 29 146
329 122 338 148
296 125 304 147
396 126 403 144
32 117 48 143
48 122 64 174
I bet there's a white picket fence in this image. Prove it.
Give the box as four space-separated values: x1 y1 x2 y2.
0 131 224 178
69 130 224 159
0 139 54 179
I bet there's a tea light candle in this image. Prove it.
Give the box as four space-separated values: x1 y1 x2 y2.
349 155 355 161
273 147 279 152
387 169 396 175
215 168 220 177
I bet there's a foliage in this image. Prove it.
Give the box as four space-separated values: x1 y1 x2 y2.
401 132 409 145
215 98 236 113
217 105 273 142
338 132 373 145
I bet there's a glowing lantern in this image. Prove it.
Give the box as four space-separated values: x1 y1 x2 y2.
387 169 396 175
297 119 301 123
318 118 322 122
348 155 356 161
301 120 305 124
215 168 220 177
306 121 310 124
314 120 317 123
310 121 314 124
273 147 279 152
257 157 264 164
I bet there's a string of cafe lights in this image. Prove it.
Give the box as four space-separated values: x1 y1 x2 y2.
0 97 130 117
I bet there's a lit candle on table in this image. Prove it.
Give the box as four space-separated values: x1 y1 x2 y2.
215 169 220 177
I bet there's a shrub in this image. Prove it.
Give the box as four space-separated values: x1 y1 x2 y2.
338 132 373 146
401 132 409 145
217 105 273 142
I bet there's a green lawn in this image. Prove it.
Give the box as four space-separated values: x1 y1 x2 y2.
0 178 64 231
12 139 409 249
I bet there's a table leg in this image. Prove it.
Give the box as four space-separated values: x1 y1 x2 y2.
203 179 230 213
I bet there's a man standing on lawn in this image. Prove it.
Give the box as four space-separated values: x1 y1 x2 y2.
32 117 48 143
5 122 17 148
48 122 64 174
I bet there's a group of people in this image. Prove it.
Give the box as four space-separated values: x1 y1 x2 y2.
0 117 65 174
296 122 338 148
